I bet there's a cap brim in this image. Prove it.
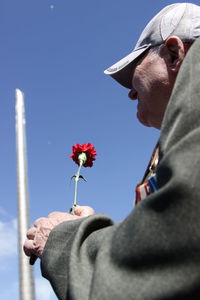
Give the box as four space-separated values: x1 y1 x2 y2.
104 45 151 89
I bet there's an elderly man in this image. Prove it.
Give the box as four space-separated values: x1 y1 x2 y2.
24 3 200 299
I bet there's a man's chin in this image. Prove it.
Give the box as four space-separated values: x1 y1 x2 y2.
137 113 161 129
137 113 151 127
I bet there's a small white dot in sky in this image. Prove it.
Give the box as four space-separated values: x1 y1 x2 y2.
50 5 54 9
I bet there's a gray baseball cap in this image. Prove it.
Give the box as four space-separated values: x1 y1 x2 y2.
104 3 200 89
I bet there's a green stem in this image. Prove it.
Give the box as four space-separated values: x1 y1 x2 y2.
72 161 83 212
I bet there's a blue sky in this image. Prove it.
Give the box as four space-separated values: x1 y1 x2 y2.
1 0 199 299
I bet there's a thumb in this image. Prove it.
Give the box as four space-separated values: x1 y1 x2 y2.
74 205 95 217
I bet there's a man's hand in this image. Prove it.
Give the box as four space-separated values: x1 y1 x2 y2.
23 205 95 259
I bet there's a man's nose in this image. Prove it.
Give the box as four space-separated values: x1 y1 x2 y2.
128 88 138 100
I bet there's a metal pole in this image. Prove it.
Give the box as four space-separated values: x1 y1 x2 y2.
15 89 36 300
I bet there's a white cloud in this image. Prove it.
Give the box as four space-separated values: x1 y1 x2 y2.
0 206 12 217
0 218 17 257
0 213 57 300
36 277 57 300
0 281 18 300
0 276 57 300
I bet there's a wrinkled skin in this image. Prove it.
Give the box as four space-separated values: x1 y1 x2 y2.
128 37 190 129
24 206 95 258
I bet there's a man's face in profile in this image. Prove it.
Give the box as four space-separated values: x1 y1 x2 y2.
128 47 177 129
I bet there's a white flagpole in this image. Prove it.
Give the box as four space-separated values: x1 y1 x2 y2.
15 89 36 300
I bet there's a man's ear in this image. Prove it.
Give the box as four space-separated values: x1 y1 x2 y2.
164 36 185 73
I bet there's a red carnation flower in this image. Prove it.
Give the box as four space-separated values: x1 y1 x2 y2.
70 143 97 167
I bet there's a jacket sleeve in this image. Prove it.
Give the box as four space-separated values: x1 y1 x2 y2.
41 38 200 300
